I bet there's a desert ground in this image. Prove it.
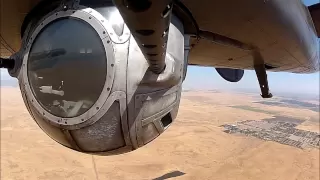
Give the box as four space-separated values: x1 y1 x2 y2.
1 87 319 180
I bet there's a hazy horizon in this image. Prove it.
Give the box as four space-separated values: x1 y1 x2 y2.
1 67 319 100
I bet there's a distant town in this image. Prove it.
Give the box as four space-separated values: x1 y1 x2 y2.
221 116 320 149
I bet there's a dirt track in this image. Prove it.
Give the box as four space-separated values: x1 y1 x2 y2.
1 88 319 180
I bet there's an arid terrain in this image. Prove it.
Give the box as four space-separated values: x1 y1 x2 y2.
1 87 319 180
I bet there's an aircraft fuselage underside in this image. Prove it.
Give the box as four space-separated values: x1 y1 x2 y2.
1 0 319 73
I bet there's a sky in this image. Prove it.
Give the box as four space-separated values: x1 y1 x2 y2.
0 0 319 97
183 67 319 96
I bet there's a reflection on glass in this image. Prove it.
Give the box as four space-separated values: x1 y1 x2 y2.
28 18 107 118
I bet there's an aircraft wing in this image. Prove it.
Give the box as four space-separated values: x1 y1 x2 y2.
181 0 319 74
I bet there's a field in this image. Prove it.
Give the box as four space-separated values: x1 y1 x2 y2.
1 88 319 180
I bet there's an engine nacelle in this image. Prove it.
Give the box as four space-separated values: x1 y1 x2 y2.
215 68 244 82
12 3 187 155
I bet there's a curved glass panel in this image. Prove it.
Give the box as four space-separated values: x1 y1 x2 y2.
28 18 107 118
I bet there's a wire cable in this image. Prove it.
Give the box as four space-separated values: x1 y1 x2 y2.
0 35 16 54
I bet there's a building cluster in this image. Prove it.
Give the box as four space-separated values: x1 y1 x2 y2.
221 119 320 149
